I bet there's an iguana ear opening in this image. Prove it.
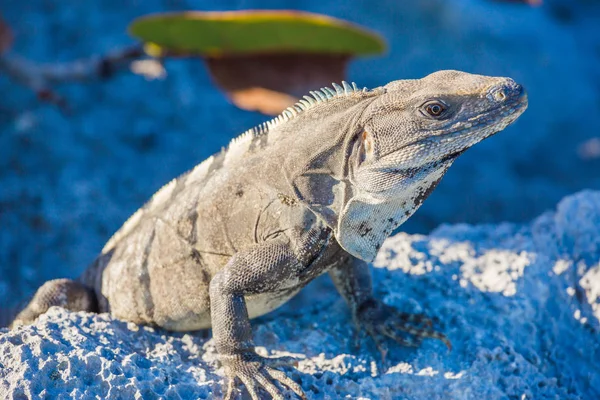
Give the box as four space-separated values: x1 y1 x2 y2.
354 130 375 167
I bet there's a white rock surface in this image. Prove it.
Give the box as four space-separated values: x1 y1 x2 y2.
1 191 599 399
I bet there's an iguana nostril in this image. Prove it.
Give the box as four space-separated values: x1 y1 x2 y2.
493 90 507 102
489 81 525 103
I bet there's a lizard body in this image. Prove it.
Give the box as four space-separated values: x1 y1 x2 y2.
11 70 528 399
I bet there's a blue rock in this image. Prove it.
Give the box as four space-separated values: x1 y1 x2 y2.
1 191 598 399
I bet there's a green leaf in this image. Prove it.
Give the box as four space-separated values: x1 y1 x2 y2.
129 10 386 57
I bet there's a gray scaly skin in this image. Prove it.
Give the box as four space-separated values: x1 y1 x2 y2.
11 70 528 399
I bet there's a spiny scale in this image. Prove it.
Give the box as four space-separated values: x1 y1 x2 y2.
229 81 369 147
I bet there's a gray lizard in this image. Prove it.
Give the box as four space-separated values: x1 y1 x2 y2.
11 70 528 399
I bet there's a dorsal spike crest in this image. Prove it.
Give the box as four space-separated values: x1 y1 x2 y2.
342 81 352 93
303 95 315 106
311 90 325 102
228 82 374 149
324 87 336 97
332 82 343 94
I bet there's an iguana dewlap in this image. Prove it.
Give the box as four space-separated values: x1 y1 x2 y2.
11 70 528 400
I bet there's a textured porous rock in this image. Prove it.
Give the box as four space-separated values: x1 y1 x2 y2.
1 191 599 399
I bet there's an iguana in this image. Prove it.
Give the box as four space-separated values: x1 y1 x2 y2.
10 70 528 399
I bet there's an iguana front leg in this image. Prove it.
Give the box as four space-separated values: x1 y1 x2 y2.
328 255 451 362
209 240 309 400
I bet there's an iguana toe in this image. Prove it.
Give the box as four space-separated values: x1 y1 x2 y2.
221 352 306 400
354 299 451 363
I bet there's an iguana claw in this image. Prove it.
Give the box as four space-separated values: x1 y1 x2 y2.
354 299 451 363
221 352 306 400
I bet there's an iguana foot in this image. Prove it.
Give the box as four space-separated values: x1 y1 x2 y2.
220 351 306 400
354 299 451 362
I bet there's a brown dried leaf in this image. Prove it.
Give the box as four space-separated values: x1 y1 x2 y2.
0 15 14 54
206 53 350 115
227 88 298 116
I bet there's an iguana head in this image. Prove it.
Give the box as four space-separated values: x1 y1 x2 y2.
336 70 528 261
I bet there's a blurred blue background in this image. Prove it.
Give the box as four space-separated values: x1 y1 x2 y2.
1 0 599 319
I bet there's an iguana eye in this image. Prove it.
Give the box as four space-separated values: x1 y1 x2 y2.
424 102 446 117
